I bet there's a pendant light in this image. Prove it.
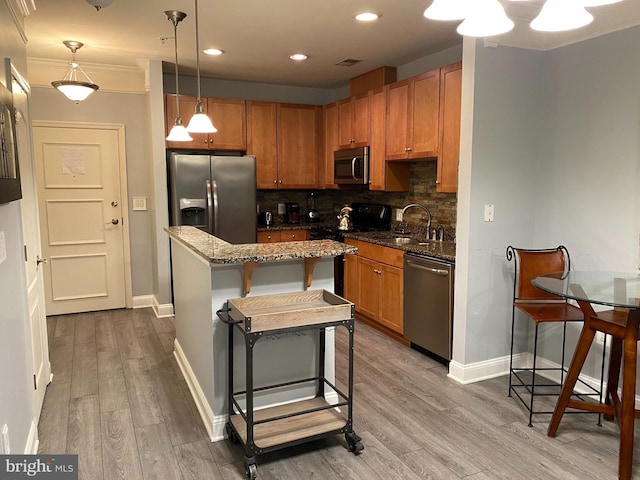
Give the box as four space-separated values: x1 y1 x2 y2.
51 41 99 103
457 0 514 37
423 0 470 21
531 0 593 32
581 0 623 6
164 10 192 142
186 0 217 134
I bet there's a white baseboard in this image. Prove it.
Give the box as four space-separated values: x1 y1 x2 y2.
24 420 39 454
152 295 174 318
173 339 216 441
132 295 154 309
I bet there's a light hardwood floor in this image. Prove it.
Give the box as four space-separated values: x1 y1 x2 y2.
38 308 637 479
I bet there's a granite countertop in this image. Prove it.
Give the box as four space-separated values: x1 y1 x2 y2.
342 231 456 263
166 226 357 264
257 221 326 232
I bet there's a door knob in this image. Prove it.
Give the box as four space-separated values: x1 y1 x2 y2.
36 256 48 265
111 201 118 207
107 218 119 225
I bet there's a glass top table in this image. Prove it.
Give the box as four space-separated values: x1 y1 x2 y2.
532 271 640 309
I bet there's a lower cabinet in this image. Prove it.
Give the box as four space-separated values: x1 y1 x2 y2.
257 230 309 243
343 239 404 335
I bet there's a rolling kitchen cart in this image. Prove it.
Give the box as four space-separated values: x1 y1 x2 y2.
217 289 363 480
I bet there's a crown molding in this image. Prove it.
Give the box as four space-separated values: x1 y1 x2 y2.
27 57 147 94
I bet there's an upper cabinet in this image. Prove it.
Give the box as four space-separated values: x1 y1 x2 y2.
436 62 462 193
338 92 370 149
385 69 440 161
165 95 246 151
322 102 339 189
247 101 320 189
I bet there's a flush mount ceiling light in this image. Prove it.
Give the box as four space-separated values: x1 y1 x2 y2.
164 10 192 142
531 0 593 31
51 41 99 103
204 48 224 56
289 53 308 61
186 0 217 134
85 0 113 11
354 12 380 22
423 0 623 37
457 0 514 37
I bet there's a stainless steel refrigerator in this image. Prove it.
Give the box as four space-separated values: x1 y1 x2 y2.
168 152 257 244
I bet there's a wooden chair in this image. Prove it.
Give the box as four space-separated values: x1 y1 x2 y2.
547 285 640 480
506 246 603 426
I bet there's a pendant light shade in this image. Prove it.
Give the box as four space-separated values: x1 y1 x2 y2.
457 0 514 37
423 0 470 21
186 0 216 134
581 0 623 6
51 41 99 103
531 0 593 32
164 10 192 142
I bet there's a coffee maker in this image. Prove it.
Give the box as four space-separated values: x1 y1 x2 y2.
284 202 300 224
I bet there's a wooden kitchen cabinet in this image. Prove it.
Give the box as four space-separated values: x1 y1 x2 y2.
338 92 370 148
277 103 320 189
322 102 339 188
436 62 462 193
248 102 319 189
257 229 308 243
247 101 278 189
345 239 404 336
385 69 440 160
369 87 410 191
164 95 246 150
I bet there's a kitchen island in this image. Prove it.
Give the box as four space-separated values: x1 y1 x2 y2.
165 226 357 441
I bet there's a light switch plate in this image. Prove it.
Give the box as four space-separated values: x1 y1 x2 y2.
132 197 147 211
0 232 6 265
484 204 494 222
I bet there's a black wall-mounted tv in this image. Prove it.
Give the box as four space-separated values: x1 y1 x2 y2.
0 79 21 204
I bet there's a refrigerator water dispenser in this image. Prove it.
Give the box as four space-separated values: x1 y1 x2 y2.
178 198 206 227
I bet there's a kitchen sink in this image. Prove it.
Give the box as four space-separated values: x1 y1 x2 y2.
391 237 431 246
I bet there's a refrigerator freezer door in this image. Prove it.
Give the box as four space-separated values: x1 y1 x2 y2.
210 155 257 244
168 153 210 228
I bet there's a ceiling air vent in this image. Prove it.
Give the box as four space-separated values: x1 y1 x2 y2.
335 58 362 67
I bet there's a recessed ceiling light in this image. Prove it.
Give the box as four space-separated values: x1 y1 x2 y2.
203 48 224 56
289 53 308 61
355 12 380 22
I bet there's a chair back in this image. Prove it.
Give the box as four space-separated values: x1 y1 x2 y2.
506 246 570 302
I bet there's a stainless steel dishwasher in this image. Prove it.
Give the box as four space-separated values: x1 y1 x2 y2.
403 253 454 362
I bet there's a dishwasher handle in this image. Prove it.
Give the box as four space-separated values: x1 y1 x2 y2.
405 259 450 276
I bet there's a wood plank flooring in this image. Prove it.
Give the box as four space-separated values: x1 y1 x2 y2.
38 308 639 479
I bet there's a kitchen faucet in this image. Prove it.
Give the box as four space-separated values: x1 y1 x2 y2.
400 203 431 237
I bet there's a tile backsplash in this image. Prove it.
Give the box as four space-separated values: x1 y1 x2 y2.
257 160 457 232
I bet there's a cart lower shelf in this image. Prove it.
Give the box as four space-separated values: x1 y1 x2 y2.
230 397 347 449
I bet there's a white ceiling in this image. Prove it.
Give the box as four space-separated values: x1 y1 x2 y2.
24 0 640 89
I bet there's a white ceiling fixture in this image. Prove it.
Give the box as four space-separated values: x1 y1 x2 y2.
289 53 308 61
186 0 217 134
164 10 192 142
423 0 624 37
85 0 113 11
204 48 224 56
355 12 380 22
50 41 99 103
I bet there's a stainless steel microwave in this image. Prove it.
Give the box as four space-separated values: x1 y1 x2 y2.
333 146 369 185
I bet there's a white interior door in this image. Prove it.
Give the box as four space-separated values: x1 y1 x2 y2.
11 63 51 419
33 123 129 315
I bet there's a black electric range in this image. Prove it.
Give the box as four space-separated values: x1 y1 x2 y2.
310 203 391 296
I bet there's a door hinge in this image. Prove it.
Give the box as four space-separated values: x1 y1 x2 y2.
33 374 37 390
24 245 28 262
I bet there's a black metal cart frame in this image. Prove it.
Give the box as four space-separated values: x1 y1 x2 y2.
217 304 363 480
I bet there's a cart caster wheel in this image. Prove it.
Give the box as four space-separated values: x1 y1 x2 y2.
346 432 364 454
225 422 239 444
245 463 257 479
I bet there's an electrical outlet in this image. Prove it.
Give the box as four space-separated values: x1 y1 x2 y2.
483 204 494 222
395 209 403 222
